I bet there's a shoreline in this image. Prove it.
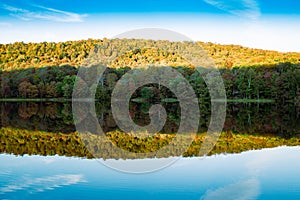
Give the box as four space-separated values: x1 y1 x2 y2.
0 98 287 103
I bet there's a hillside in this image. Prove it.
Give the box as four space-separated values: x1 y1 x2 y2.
199 41 300 68
0 39 299 71
1 39 299 102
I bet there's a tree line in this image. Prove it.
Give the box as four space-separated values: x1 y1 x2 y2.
0 63 299 102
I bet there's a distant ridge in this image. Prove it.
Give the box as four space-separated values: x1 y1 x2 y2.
0 38 299 71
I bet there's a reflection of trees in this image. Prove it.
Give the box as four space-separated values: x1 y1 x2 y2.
0 102 299 137
18 102 38 119
2 102 75 133
1 127 299 159
0 128 93 158
223 103 300 138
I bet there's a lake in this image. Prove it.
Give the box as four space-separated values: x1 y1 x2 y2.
0 102 300 199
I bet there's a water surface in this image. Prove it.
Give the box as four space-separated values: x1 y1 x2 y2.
1 146 300 200
0 102 299 199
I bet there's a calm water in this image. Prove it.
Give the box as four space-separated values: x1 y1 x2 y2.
0 102 300 199
1 147 300 200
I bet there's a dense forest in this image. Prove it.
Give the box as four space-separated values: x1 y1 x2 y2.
0 64 299 102
0 39 299 102
1 39 300 70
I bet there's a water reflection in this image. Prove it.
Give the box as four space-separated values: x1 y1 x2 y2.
201 179 260 200
1 146 300 199
1 102 299 136
0 102 299 159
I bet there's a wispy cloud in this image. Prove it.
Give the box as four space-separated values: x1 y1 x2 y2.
203 0 261 20
0 170 11 176
200 179 260 200
1 4 87 22
0 174 86 194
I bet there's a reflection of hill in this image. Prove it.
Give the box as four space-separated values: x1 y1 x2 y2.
0 128 92 158
1 127 299 159
0 102 76 133
1 102 299 137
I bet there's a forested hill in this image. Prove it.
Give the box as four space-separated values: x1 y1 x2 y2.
0 39 299 71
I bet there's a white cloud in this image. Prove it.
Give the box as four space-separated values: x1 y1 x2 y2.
1 4 87 22
203 0 261 19
201 179 260 200
2 4 27 12
0 174 86 194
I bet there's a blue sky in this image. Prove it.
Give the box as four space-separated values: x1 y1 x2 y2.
0 0 299 52
1 0 300 14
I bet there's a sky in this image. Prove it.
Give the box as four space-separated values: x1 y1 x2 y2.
0 0 299 52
